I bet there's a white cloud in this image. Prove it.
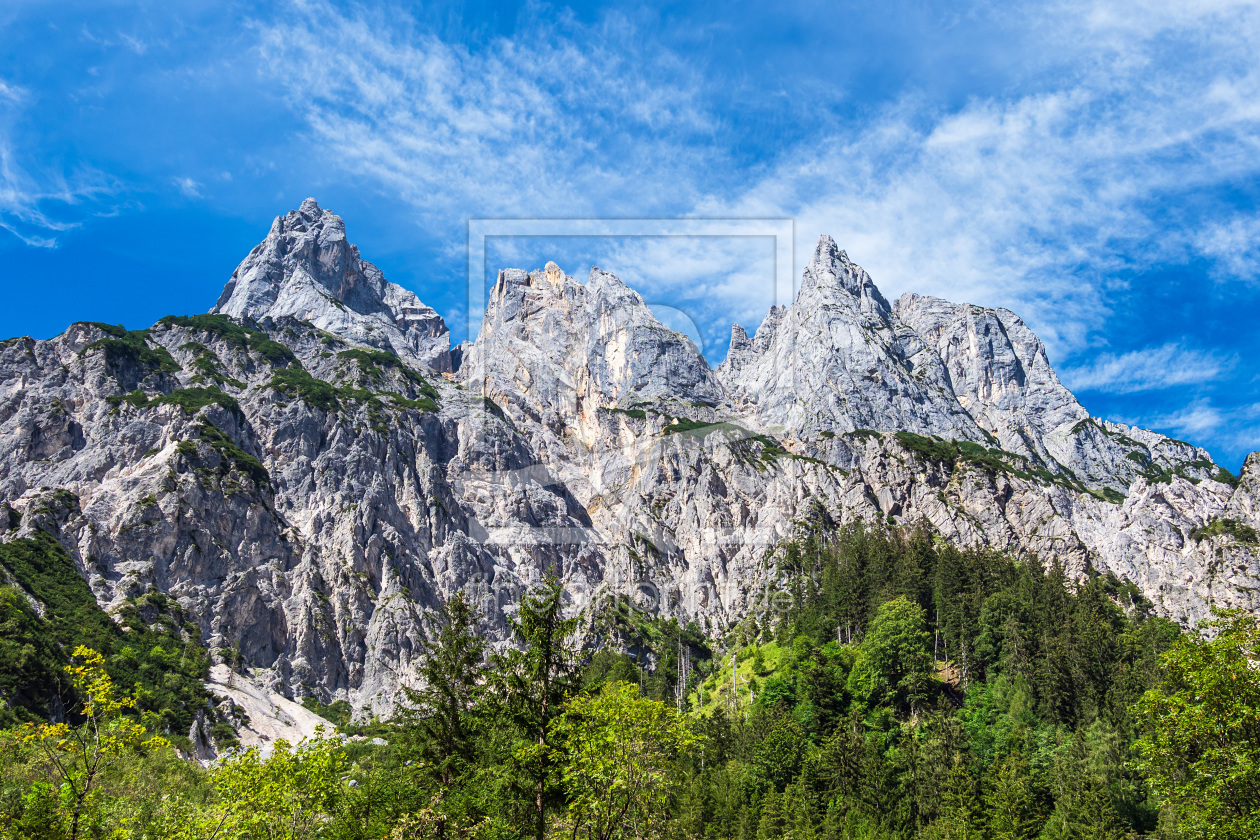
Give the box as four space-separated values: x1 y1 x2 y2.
252 1 715 237
1061 343 1233 394
0 75 117 247
1194 214 1260 281
248 0 1260 367
1133 398 1260 460
174 176 201 198
708 0 1260 357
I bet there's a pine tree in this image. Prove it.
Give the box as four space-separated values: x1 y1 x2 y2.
755 789 784 840
399 592 486 788
495 578 581 840
983 753 1041 840
1040 731 1125 840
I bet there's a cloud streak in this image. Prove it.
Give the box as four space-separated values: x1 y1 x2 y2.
0 76 118 247
1061 343 1233 394
252 1 719 238
248 0 1260 367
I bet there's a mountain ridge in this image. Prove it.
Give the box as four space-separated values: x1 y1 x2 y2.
1 199 1255 727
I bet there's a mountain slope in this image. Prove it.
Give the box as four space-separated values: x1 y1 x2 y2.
1 203 1256 731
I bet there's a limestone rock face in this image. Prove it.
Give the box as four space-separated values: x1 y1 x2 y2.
893 293 1217 490
213 198 451 372
718 237 984 441
1 211 1256 725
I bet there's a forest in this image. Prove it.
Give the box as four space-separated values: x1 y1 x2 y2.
1 519 1258 840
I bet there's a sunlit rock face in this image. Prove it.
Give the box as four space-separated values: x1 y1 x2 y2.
2 209 1256 720
213 198 451 372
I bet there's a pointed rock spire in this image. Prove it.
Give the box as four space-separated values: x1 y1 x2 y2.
212 200 451 371
797 235 892 319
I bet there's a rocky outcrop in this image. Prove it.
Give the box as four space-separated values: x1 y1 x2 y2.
894 293 1217 490
214 198 451 372
717 237 986 441
1 208 1256 725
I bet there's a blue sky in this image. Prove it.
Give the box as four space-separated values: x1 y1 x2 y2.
2 0 1259 469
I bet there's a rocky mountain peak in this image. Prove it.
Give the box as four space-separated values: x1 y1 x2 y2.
212 200 450 371
1 205 1256 733
466 262 726 422
798 234 892 320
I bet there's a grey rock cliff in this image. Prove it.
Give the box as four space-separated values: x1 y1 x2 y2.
1 212 1256 727
718 237 985 441
214 198 451 372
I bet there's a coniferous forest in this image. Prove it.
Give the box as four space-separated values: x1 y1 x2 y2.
2 520 1258 840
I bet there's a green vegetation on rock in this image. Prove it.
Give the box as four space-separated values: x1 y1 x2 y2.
1191 517 1259 545
181 421 270 486
0 533 215 741
270 367 341 412
82 326 181 375
159 313 296 367
106 386 241 417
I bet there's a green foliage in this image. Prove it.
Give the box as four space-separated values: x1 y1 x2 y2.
0 520 1240 840
270 367 342 412
388 393 439 413
1215 466 1240 487
83 327 181 375
271 365 438 418
894 432 1090 495
0 586 67 726
20 646 170 840
0 533 216 740
1096 487 1127 505
662 417 721 435
1132 610 1260 840
553 681 695 840
397 593 486 787
180 341 245 387
0 533 119 671
301 697 353 728
182 421 270 486
158 313 296 366
846 596 933 711
337 349 437 391
106 386 241 418
495 579 582 840
78 322 128 338
1190 516 1259 545
895 431 962 464
480 396 510 422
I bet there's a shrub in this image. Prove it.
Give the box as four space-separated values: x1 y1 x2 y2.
107 387 241 418
270 368 340 412
84 329 181 375
159 314 296 366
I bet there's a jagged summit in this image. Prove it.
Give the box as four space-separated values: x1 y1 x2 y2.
0 209 1255 730
213 199 451 371
718 234 983 440
799 234 893 319
465 262 726 421
716 234 1222 491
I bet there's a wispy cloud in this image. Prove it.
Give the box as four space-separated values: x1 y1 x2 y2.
246 0 1260 369
1132 398 1260 459
173 176 201 198
1194 214 1260 281
0 76 118 247
706 0 1260 358
1061 343 1233 394
252 1 718 238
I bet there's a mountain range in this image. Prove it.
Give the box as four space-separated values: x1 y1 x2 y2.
2 198 1256 726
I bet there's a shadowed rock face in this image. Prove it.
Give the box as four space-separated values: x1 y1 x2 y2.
2 210 1257 722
